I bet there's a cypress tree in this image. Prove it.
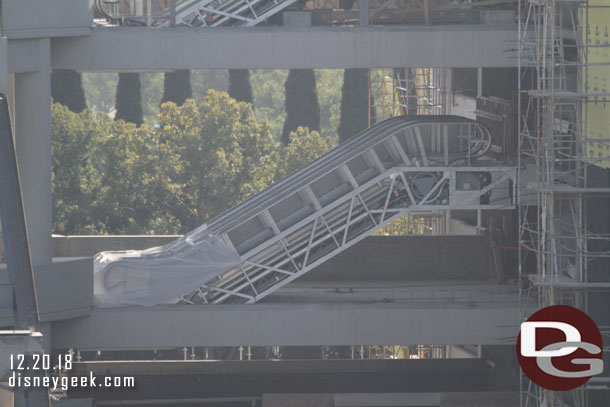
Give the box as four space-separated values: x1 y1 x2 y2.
115 72 143 126
51 69 87 113
160 70 192 106
228 69 253 104
281 69 321 144
338 68 374 143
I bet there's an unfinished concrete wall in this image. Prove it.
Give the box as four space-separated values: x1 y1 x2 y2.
305 235 493 282
52 235 180 257
2 0 92 39
50 235 493 282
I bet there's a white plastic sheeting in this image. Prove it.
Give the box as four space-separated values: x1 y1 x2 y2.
93 226 242 307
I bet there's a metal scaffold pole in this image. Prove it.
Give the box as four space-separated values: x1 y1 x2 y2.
518 0 610 405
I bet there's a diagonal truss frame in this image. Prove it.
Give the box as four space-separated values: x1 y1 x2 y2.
187 165 516 304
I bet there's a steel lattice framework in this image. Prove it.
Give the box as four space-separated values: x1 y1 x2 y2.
191 165 515 304
518 0 610 406
163 0 300 27
96 116 516 306
94 0 300 26
178 116 515 304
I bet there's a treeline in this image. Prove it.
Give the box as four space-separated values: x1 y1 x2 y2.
52 92 335 235
51 68 378 235
57 68 377 140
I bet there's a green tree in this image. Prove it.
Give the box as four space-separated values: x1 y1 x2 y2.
248 127 336 195
82 72 117 115
251 69 288 139
161 70 192 106
53 83 338 236
191 69 229 102
228 69 253 104
94 119 161 234
51 103 104 234
275 127 336 180
141 72 164 124
315 69 342 141
338 68 372 143
157 91 274 231
51 69 87 113
281 69 320 144
115 73 143 126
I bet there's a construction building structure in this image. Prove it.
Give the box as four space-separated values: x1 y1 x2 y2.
0 0 608 406
518 0 610 406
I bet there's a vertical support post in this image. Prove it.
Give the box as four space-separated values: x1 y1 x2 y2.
170 0 176 27
7 38 52 407
0 95 49 407
0 95 39 329
147 0 152 26
13 38 52 265
424 0 430 25
359 0 369 26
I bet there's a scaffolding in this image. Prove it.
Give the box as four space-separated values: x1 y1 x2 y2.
518 0 610 406
380 68 445 119
378 68 448 234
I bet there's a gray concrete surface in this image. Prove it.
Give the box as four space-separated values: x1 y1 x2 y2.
48 235 493 281
52 235 180 257
264 394 333 407
332 392 519 406
282 11 312 28
1 0 92 39
32 258 93 322
305 235 493 281
50 25 518 70
51 280 519 349
7 38 48 73
0 258 93 326
266 281 517 304
12 38 52 265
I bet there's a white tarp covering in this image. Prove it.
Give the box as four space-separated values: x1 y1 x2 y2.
93 227 242 307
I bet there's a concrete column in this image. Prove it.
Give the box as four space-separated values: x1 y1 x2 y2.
13 38 52 265
169 0 176 27
359 0 369 26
